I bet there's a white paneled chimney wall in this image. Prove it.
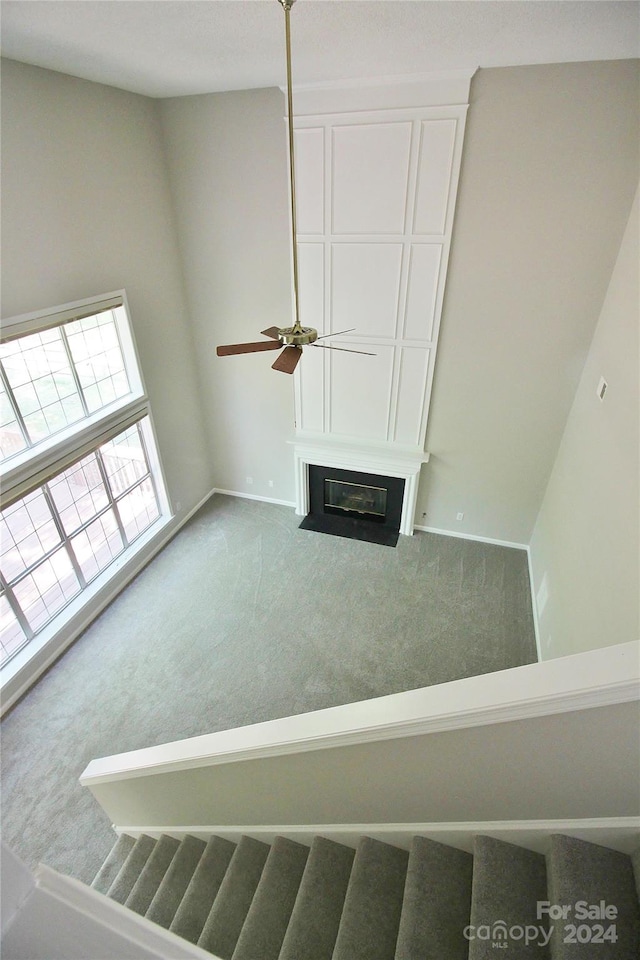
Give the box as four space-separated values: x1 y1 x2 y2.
289 73 474 530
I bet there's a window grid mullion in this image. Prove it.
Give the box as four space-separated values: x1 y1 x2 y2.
3 538 68 589
0 361 32 448
135 422 161 516
59 326 90 418
5 446 155 592
114 471 154 534
94 448 129 547
110 311 131 394
52 499 122 544
41 484 87 590
2 497 124 591
0 570 34 642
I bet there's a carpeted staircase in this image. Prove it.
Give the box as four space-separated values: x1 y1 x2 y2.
92 831 640 959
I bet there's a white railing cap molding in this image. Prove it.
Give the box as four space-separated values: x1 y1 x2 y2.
80 640 639 786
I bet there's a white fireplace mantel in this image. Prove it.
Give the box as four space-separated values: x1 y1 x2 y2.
290 436 429 536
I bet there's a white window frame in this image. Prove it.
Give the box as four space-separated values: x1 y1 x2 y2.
1 290 172 679
0 291 165 507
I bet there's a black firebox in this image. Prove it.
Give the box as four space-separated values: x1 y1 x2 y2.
299 465 405 547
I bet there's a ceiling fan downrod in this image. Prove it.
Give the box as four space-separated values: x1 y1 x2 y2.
215 0 375 373
277 0 313 345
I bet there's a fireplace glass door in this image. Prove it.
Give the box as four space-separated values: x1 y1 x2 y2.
324 479 387 522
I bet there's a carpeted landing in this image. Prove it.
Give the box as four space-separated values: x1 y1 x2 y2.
92 831 640 959
1 495 537 885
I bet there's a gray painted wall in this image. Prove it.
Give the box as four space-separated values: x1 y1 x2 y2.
530 188 640 658
0 59 213 519
159 88 297 500
420 60 639 542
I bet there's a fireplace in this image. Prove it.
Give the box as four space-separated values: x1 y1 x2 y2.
292 438 428 540
299 465 405 547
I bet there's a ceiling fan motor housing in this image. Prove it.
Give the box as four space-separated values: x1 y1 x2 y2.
278 325 318 346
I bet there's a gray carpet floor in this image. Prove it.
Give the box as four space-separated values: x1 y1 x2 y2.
1 494 536 885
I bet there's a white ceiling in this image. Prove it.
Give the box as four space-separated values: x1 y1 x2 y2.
1 0 638 98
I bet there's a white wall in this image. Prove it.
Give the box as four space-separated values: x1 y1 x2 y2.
85 700 640 826
530 187 640 658
159 88 298 504
0 59 213 517
0 855 213 960
419 60 639 542
1 844 33 939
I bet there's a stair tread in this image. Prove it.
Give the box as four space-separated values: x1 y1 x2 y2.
197 835 270 959
395 835 473 960
170 835 237 945
125 834 180 915
91 834 136 895
107 834 157 904
279 836 355 960
332 836 409 960
231 837 309 960
469 835 549 960
92 828 639 960
549 834 640 959
145 834 207 929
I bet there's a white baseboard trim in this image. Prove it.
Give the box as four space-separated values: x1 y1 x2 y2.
211 497 544 661
114 817 640 856
213 488 296 509
414 524 528 551
0 487 217 716
211 500 541 660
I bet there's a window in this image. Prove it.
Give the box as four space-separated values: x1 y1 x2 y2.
0 293 169 669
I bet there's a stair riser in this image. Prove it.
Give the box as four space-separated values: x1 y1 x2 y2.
110 819 640 856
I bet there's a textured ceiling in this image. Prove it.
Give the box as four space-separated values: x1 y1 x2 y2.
1 0 639 98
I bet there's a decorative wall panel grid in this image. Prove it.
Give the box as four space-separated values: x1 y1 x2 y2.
331 244 403 339
292 95 469 454
331 122 413 235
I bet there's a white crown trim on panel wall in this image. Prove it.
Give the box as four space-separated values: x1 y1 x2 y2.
287 71 476 116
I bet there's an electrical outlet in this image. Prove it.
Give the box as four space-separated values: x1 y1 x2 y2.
175 500 182 512
246 477 253 485
456 512 464 521
268 480 274 488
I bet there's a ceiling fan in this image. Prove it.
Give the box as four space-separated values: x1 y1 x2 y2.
216 0 374 375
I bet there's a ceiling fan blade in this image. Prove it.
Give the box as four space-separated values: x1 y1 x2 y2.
272 345 302 374
217 340 283 356
260 326 282 340
311 343 377 356
314 328 356 341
